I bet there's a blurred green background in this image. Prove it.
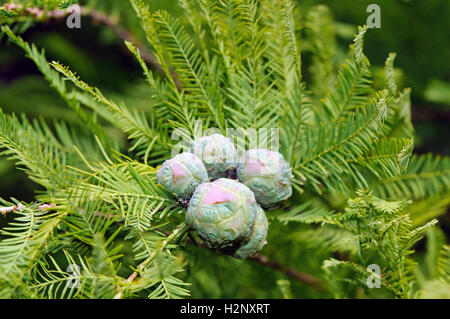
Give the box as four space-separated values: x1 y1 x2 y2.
0 0 449 204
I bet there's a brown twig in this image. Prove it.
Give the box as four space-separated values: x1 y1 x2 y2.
0 203 56 216
186 233 326 292
252 254 326 292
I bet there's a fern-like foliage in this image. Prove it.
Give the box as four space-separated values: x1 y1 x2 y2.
320 191 437 298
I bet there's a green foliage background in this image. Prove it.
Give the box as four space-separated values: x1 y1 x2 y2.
0 0 449 299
